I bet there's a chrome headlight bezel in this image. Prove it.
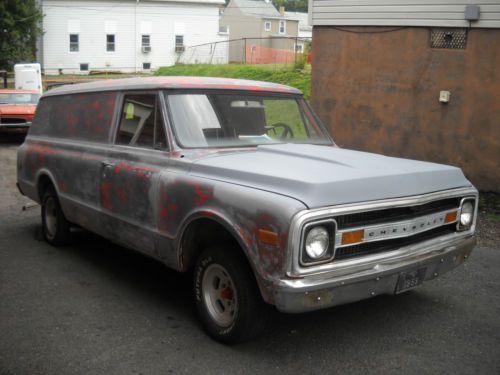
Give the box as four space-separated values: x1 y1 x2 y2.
457 197 476 231
300 219 336 266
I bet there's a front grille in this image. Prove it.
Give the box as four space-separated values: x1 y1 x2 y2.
0 117 28 124
335 198 460 230
335 223 456 261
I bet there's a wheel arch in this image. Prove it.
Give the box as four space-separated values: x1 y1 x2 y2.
35 169 59 201
178 212 273 304
177 212 252 272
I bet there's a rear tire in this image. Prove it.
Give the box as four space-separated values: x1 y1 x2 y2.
193 245 271 344
41 186 71 246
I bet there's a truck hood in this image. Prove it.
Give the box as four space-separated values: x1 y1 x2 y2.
189 144 471 208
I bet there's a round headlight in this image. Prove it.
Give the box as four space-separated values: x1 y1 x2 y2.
460 201 474 227
305 226 330 259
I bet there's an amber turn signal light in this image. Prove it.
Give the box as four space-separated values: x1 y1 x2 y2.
341 230 364 245
258 229 279 246
444 211 458 224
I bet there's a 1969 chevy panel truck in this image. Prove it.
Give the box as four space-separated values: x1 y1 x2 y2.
17 77 477 343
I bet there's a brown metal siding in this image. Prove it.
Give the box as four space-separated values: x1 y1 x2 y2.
311 26 500 191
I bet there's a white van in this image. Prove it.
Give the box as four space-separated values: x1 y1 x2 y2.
14 63 42 94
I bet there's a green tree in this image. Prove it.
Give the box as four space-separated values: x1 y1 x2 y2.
273 0 308 12
0 0 43 70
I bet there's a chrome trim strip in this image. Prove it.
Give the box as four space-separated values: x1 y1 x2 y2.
334 208 458 248
0 121 31 128
287 187 478 278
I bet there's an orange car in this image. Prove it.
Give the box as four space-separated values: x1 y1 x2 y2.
0 89 41 130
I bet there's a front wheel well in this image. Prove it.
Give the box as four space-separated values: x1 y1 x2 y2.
180 218 243 271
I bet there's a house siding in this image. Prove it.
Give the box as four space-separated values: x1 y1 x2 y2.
42 0 227 74
310 0 500 28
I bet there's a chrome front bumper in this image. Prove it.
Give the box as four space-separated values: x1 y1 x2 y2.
273 235 475 313
0 122 31 129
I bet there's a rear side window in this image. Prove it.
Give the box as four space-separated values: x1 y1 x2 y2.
30 92 117 143
116 93 167 150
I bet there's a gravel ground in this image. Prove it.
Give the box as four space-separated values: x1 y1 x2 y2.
476 193 500 248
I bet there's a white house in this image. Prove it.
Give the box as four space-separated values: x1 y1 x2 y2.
38 0 229 74
284 11 312 39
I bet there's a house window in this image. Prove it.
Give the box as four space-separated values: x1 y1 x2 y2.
279 20 286 35
264 21 271 31
295 43 304 53
106 34 115 52
80 63 89 71
175 35 184 52
142 35 151 47
175 35 184 47
219 25 229 34
69 34 79 52
143 62 151 70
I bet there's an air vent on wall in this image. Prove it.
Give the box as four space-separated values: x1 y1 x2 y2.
430 29 467 49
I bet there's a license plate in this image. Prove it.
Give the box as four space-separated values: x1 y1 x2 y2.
395 267 427 294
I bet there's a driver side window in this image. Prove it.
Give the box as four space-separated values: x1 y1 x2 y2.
117 93 167 150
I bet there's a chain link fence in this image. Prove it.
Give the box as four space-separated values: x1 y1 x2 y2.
177 37 312 66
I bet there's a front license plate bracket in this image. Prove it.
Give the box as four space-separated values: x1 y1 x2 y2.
395 267 427 294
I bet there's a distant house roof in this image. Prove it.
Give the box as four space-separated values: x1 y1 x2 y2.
233 0 280 18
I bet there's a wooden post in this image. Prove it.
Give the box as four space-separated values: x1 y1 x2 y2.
243 38 247 64
294 37 298 65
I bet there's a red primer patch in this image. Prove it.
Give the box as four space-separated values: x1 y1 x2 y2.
193 184 213 206
116 187 128 204
100 181 112 209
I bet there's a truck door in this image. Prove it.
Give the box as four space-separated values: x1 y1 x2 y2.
100 92 168 257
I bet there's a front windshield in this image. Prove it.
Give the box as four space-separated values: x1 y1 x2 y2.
0 92 41 105
165 92 332 148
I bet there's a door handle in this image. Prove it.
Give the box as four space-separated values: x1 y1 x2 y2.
101 160 116 168
101 161 115 177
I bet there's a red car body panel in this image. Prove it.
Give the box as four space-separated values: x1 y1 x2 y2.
0 89 39 129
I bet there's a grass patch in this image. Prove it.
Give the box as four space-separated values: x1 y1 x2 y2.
479 192 500 222
155 64 311 99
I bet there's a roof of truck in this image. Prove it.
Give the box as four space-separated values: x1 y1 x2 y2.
43 76 302 97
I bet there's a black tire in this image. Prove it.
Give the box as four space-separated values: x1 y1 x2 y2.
41 186 71 246
193 245 271 344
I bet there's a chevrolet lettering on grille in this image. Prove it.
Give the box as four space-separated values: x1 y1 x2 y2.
335 209 459 247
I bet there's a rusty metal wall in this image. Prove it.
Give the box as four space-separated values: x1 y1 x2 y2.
311 27 500 192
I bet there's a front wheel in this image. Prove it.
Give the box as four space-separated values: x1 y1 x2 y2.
193 246 271 344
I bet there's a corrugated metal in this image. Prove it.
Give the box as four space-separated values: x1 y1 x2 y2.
310 0 500 28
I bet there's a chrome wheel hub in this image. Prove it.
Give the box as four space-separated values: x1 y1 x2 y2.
202 264 238 327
